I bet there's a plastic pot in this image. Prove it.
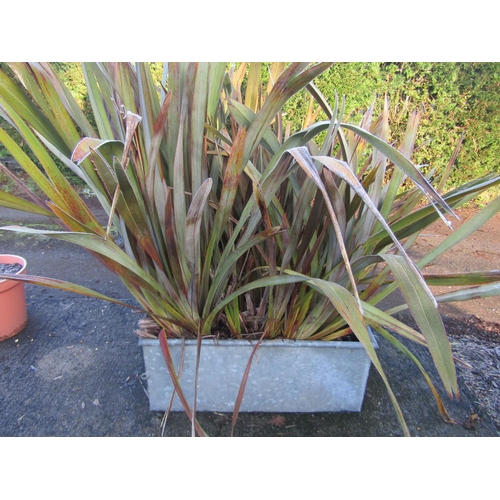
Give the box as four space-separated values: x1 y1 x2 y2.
0 254 28 341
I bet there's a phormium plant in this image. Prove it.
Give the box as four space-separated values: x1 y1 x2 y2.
1 62 499 436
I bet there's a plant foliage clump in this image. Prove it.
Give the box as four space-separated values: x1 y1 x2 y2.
1 62 499 436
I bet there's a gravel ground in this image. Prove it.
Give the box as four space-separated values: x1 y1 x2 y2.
395 312 500 432
447 316 500 430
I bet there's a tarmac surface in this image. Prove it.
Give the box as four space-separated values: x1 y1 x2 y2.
1 204 499 437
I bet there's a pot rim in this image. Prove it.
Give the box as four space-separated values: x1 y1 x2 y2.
0 254 27 288
138 328 378 349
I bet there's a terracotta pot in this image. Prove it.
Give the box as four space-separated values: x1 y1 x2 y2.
0 254 28 341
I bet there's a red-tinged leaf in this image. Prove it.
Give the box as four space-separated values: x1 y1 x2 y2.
203 272 411 436
0 272 147 313
231 332 266 437
202 226 283 317
0 225 166 297
201 127 248 300
185 178 213 275
288 146 361 308
239 63 332 169
314 152 438 308
148 91 171 167
72 137 110 163
158 330 208 437
113 157 163 267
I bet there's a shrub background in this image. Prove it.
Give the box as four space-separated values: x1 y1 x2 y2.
284 62 500 189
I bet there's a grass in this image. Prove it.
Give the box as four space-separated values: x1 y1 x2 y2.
0 166 41 198
0 170 13 193
0 159 90 202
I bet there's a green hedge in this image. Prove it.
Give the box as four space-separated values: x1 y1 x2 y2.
283 62 500 188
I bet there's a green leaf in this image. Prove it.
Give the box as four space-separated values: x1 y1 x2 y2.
0 189 54 217
434 283 500 303
424 270 500 286
189 63 210 194
381 254 458 398
244 63 262 112
340 122 457 218
229 99 282 155
81 63 121 140
419 193 500 268
241 63 333 168
372 325 455 424
0 67 66 152
202 226 283 317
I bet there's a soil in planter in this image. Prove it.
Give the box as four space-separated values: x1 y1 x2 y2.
136 316 361 342
0 263 22 275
